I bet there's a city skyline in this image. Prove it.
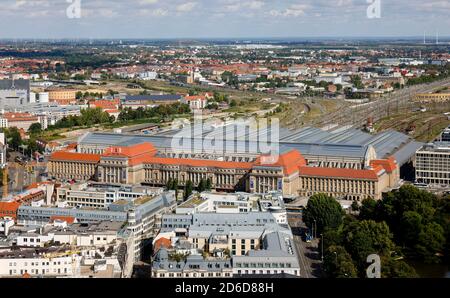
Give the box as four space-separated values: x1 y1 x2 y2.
0 0 449 39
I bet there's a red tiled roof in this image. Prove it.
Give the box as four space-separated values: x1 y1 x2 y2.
255 150 306 175
103 142 157 158
50 151 101 163
154 237 172 253
0 202 21 219
298 166 381 180
50 216 75 224
2 112 38 122
184 95 207 101
370 157 397 173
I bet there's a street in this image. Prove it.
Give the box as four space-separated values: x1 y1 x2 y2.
288 213 323 278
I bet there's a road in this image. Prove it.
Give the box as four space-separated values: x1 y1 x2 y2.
288 213 322 278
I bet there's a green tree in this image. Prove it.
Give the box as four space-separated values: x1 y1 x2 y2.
198 178 207 192
343 220 395 272
5 127 22 150
303 194 344 235
350 75 364 89
184 180 193 201
415 222 445 263
351 201 360 212
166 178 174 190
399 211 423 247
28 123 42 135
359 197 378 220
381 257 419 278
323 245 358 278
205 178 212 191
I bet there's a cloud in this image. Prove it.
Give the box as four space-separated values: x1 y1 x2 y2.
270 4 310 17
0 0 448 38
176 2 198 12
139 0 159 4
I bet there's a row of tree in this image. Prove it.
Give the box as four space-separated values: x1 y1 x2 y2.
303 185 450 278
49 108 114 130
2 127 44 157
166 178 212 200
118 103 190 122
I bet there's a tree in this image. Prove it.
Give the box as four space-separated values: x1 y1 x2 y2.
198 178 207 193
350 75 364 89
323 245 358 278
343 220 395 272
184 180 193 201
381 257 419 278
399 211 423 247
359 197 378 220
321 228 344 255
205 178 212 191
28 123 42 135
166 178 174 190
5 127 22 150
351 201 360 212
415 222 445 264
303 194 344 235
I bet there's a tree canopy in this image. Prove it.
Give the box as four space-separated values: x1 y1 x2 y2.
303 193 344 235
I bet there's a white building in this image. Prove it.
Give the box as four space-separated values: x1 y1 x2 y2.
415 142 450 187
0 218 14 236
0 251 81 277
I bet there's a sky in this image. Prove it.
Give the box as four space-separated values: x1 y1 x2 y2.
0 0 449 39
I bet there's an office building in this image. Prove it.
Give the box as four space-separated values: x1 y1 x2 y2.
415 142 450 186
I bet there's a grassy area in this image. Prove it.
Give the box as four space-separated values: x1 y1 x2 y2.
223 101 272 114
277 99 342 129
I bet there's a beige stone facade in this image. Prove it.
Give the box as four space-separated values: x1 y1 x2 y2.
48 143 399 201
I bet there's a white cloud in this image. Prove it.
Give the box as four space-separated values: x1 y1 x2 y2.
139 0 159 4
247 1 265 10
176 2 198 12
270 4 309 17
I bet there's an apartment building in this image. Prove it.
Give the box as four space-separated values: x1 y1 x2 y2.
17 189 176 261
0 112 40 131
0 222 135 278
152 212 300 278
0 249 81 278
56 182 164 209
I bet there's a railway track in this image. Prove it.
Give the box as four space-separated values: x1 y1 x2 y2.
313 78 450 129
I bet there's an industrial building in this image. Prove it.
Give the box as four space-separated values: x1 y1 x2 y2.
0 79 30 109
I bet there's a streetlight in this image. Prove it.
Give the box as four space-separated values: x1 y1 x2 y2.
314 219 317 239
333 251 337 264
320 233 324 262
